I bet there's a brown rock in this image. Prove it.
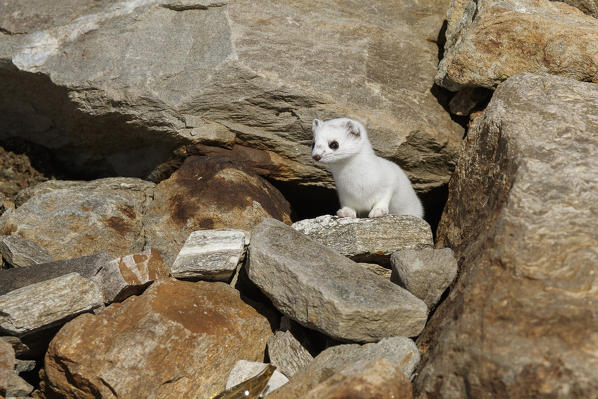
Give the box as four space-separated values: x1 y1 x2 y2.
437 0 598 91
0 145 47 201
144 156 292 264
301 358 413 399
0 340 15 396
415 74 598 398
43 279 273 399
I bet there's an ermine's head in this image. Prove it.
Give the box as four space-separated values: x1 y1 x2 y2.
311 118 370 164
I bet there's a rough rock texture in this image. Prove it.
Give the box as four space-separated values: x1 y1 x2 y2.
0 253 110 296
170 229 247 281
268 336 420 399
4 372 33 398
267 331 313 378
0 340 14 396
437 0 598 91
249 219 428 342
0 0 462 192
415 74 598 398
558 0 598 17
0 273 104 336
0 178 153 260
92 248 168 303
292 215 433 265
43 279 273 399
0 235 53 268
390 248 458 308
301 358 413 399
0 146 47 201
357 263 393 280
225 360 288 396
144 156 291 265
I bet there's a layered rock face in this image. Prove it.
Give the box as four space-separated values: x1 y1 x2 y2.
415 74 598 398
0 0 462 192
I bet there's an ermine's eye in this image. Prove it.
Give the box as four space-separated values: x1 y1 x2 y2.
329 141 339 150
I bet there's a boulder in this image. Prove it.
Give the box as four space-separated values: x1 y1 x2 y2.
390 248 458 308
301 358 413 399
43 280 273 399
92 248 168 303
267 331 313 378
415 74 598 398
225 360 288 396
248 219 428 342
143 156 292 265
267 336 420 399
292 215 433 265
0 178 153 260
0 253 110 296
0 0 462 192
0 235 53 268
437 0 598 91
170 229 247 281
0 273 104 336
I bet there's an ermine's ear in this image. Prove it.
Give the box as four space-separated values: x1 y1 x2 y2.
312 119 322 134
346 120 361 137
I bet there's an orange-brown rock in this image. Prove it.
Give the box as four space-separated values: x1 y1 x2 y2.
43 279 273 399
0 340 15 397
144 156 292 264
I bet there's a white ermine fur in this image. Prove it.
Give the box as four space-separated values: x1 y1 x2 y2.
311 117 424 219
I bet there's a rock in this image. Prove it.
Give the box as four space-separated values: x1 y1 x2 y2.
357 263 393 280
436 0 598 91
4 373 33 398
225 360 288 396
0 273 104 336
43 280 273 399
415 74 598 398
0 338 29 359
300 358 413 399
0 146 47 201
0 235 53 268
0 253 111 296
0 178 154 260
292 215 433 265
143 156 292 265
390 248 458 308
0 0 462 193
249 219 428 342
267 336 420 399
14 359 35 375
0 340 14 396
448 87 491 116
170 229 247 281
92 248 168 303
267 331 313 378
561 0 598 17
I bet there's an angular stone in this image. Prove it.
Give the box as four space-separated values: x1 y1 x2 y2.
0 0 462 193
0 337 30 359
92 248 168 303
0 235 53 268
267 336 420 399
171 230 247 281
225 360 288 397
143 156 292 265
0 253 111 296
292 215 433 265
0 178 154 260
436 0 598 91
0 273 103 336
249 219 428 342
416 74 598 397
43 280 272 399
390 248 458 308
267 331 313 378
14 359 35 375
357 263 393 280
301 358 413 399
5 372 33 398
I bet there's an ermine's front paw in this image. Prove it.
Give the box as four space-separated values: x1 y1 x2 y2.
368 208 388 218
337 207 357 218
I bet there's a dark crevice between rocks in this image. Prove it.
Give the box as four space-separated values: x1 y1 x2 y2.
268 181 339 222
420 184 449 240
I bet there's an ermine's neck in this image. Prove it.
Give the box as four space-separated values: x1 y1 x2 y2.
328 144 375 175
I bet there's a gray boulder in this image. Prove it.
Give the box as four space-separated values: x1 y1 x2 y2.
267 330 313 378
0 235 53 268
248 218 427 342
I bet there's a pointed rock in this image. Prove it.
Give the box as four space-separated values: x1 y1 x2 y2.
267 331 313 378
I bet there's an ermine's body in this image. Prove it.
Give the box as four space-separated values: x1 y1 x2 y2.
311 118 423 219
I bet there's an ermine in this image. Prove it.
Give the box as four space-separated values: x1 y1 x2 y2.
311 117 424 219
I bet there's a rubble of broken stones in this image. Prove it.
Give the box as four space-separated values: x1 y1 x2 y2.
0 214 457 398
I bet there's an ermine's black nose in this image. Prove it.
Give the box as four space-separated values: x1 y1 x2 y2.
312 154 321 161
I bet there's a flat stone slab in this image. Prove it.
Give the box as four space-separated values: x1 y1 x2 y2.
170 230 247 281
225 360 288 396
292 215 433 265
248 218 428 342
0 235 54 268
391 248 458 308
0 273 103 336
